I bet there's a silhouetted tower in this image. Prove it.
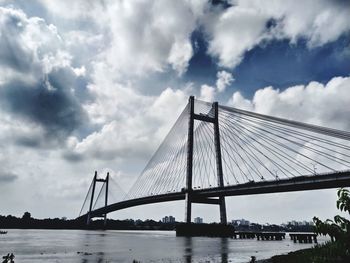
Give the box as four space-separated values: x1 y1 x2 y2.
185 96 227 224
86 171 109 225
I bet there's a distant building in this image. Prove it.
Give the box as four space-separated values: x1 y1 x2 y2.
287 220 298 226
232 219 250 226
286 220 314 226
162 216 175 223
302 221 314 226
194 217 203 224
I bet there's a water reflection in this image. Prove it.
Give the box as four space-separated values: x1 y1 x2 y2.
96 252 105 263
184 237 192 263
80 231 106 263
221 238 229 263
183 237 229 262
1 230 328 263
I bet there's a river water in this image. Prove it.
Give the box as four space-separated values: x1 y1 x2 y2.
0 229 328 262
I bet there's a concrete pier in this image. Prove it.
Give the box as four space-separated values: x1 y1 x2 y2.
176 223 235 237
289 233 317 243
255 232 285 241
232 231 286 240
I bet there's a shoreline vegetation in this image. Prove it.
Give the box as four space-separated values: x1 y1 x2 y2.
261 188 350 263
0 212 175 231
0 212 313 232
259 242 349 263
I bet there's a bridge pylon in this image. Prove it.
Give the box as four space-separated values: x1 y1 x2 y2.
86 171 109 226
185 96 227 224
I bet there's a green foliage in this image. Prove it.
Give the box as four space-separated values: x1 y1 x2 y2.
21 212 31 220
270 242 349 263
336 188 350 213
267 189 350 262
313 188 350 258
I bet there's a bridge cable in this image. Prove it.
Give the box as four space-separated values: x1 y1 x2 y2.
220 106 350 141
127 104 189 198
221 112 338 172
226 120 296 179
232 114 350 160
196 122 214 188
79 179 94 217
93 181 106 209
236 114 350 153
220 120 272 180
237 116 346 169
219 125 251 183
226 115 320 174
220 118 269 180
200 123 220 186
232 118 312 176
214 122 256 182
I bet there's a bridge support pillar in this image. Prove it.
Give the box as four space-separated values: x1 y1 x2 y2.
184 96 227 224
87 171 98 225
103 172 109 227
86 171 110 226
218 196 227 225
185 193 192 223
185 96 195 223
213 102 227 225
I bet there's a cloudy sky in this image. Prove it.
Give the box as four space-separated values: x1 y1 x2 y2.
0 0 349 224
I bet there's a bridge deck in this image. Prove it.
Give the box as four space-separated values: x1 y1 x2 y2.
78 171 350 220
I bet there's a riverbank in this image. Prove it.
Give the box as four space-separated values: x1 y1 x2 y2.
258 241 349 263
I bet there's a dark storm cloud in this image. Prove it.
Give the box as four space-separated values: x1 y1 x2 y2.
0 67 88 141
62 151 85 163
63 148 118 163
0 7 40 74
0 6 90 144
0 172 18 183
15 136 42 148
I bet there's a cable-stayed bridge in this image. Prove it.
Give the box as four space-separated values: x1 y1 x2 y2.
77 96 350 225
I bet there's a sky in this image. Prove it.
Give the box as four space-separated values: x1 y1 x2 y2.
0 0 349 224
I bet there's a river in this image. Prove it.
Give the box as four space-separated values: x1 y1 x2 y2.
0 229 328 262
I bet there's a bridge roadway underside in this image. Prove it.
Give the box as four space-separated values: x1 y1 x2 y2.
78 171 350 220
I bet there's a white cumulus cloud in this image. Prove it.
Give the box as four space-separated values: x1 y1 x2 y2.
205 0 350 68
228 76 350 130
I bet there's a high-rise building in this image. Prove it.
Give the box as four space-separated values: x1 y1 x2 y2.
232 219 250 226
194 217 203 224
162 215 175 223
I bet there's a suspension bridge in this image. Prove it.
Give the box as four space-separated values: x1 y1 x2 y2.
78 96 350 225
